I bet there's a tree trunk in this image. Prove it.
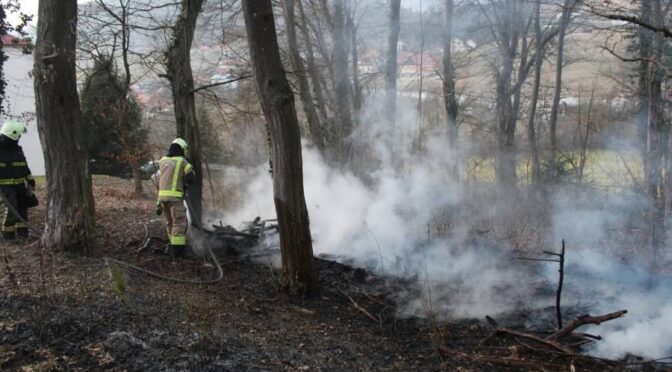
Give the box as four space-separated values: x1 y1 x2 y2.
284 0 327 152
416 4 425 153
442 0 459 180
132 166 143 196
647 0 666 268
0 6 8 117
495 63 517 192
165 0 204 219
332 0 353 165
494 0 527 193
639 0 652 184
384 0 401 153
348 9 362 127
241 0 318 294
495 34 517 191
33 0 96 254
548 0 575 185
526 0 543 189
297 0 330 128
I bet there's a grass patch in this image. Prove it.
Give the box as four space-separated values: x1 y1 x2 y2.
461 150 643 191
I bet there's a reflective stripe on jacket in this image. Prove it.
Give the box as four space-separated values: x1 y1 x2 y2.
158 156 193 201
0 135 32 186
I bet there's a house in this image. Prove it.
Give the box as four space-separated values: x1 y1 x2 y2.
216 58 246 75
397 52 440 77
357 50 380 74
1 35 32 49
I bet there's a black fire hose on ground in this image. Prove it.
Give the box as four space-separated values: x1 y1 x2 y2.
104 194 224 284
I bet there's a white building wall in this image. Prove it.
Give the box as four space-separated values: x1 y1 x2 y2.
4 48 45 175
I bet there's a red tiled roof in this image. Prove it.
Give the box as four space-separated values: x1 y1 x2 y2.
1 34 30 47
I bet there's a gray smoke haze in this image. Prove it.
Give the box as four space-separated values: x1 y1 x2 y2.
214 92 671 360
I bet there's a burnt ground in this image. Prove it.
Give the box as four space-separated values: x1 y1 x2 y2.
0 177 669 371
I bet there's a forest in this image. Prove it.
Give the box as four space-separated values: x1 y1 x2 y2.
1 0 672 370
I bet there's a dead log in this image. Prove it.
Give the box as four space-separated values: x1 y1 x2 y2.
493 326 573 354
485 316 572 354
546 310 627 342
483 309 627 356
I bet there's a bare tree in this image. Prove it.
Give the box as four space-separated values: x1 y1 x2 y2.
479 0 559 192
526 0 543 188
34 0 96 254
581 1 672 39
242 0 318 293
638 0 652 182
164 0 205 218
346 3 363 127
384 0 401 153
646 0 667 266
332 0 354 165
480 0 534 192
442 0 459 180
297 0 331 130
283 0 327 151
80 0 150 196
548 0 577 185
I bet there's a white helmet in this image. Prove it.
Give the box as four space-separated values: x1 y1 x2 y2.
172 138 188 150
1 120 26 141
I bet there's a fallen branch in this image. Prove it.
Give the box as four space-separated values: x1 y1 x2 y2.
492 326 573 354
338 288 380 323
546 310 627 342
573 332 602 341
485 316 572 354
290 306 315 315
484 309 627 355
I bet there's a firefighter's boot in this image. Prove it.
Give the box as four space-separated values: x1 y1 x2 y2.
172 244 186 259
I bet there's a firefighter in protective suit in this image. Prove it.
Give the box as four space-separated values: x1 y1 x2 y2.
156 138 194 258
0 120 35 240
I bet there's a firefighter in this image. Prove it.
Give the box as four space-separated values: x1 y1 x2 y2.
0 120 35 240
156 138 194 258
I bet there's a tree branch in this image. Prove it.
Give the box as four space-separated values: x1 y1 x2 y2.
583 5 672 38
190 75 251 94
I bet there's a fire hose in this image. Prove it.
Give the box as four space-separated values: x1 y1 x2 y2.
0 186 224 284
0 188 42 236
104 194 224 284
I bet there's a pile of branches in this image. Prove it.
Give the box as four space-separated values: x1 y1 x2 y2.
481 310 627 355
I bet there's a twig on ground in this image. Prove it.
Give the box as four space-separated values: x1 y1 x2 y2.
356 287 387 306
337 288 380 323
573 332 602 340
489 325 573 354
290 306 315 315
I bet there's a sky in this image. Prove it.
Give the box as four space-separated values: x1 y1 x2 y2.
7 0 92 27
8 0 37 26
11 0 435 27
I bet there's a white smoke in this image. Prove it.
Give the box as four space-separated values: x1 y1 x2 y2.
217 91 671 360
549 245 672 360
